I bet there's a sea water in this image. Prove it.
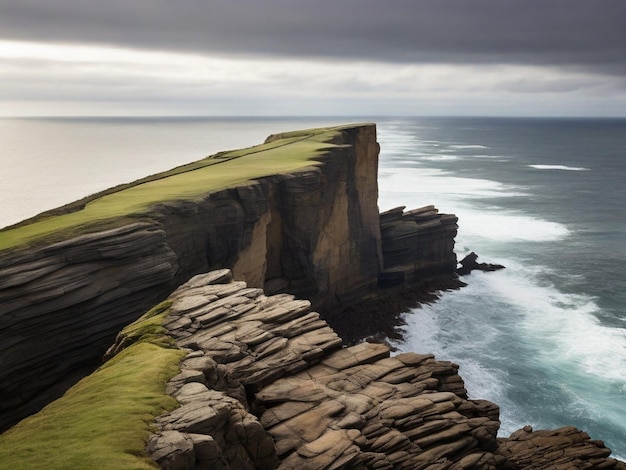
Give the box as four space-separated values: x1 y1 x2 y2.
376 117 626 459
1 116 624 458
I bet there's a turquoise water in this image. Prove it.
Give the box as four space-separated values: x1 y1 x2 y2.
1 116 624 458
376 117 626 459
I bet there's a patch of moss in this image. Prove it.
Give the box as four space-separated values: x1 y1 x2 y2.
0 126 344 251
0 302 185 470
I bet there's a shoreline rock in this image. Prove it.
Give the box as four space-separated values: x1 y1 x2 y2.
456 252 505 276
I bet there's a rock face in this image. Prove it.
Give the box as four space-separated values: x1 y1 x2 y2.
141 270 500 469
138 270 624 469
0 222 179 429
379 206 458 287
0 125 458 432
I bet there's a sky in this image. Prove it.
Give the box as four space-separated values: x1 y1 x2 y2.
1 0 625 117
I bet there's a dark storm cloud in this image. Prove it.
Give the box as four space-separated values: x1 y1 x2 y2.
1 0 625 74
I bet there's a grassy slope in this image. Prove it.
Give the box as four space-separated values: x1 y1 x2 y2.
0 301 184 470
0 126 341 251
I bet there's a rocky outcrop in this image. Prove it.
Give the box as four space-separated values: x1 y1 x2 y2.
379 205 458 287
456 252 505 276
0 124 459 433
138 270 624 469
496 426 626 470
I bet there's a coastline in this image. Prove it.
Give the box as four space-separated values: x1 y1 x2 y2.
1 122 624 468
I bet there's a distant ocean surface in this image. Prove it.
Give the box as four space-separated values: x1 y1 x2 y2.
1 116 625 459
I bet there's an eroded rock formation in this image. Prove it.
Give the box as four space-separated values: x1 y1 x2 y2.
0 125 459 432
135 270 624 469
379 205 459 287
456 252 505 276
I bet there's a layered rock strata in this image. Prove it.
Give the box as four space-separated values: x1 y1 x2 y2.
0 125 393 430
379 205 458 287
0 124 459 432
137 270 624 469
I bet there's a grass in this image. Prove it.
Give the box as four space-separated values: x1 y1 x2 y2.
0 301 185 470
0 126 344 251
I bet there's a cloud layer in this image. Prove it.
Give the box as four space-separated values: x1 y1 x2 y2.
1 0 625 116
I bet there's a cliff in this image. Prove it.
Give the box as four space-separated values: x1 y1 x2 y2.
0 124 457 432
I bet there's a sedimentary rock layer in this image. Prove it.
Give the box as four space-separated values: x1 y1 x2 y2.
379 205 458 286
0 124 458 432
141 270 624 469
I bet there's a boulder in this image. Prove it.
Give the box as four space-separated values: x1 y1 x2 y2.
456 252 505 276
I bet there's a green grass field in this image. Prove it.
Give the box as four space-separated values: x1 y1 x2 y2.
0 126 343 251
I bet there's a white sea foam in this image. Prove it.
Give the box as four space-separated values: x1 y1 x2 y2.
529 164 589 171
457 209 571 242
419 155 459 161
473 154 508 160
379 169 527 201
448 144 489 149
401 262 626 439
480 263 626 384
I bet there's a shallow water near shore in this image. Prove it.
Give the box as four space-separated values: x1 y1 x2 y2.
1 115 625 459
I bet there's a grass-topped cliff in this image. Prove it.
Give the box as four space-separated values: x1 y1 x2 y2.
0 124 387 464
0 126 347 252
0 126 359 469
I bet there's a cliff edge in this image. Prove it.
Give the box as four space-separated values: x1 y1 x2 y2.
0 124 457 432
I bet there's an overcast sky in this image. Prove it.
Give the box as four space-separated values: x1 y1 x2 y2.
1 0 625 117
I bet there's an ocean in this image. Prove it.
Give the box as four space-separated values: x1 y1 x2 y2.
1 116 625 458
376 117 626 460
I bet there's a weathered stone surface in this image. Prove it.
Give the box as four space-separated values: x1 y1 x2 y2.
0 125 388 431
146 430 196 470
144 271 501 469
379 205 458 287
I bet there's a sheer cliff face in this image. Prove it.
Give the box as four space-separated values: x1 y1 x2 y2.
0 125 383 431
151 125 381 308
234 125 382 305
